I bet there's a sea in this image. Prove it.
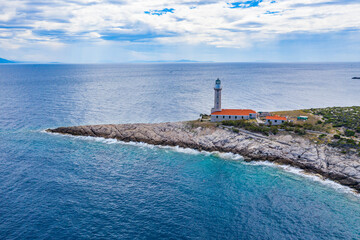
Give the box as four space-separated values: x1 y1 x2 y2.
0 63 360 239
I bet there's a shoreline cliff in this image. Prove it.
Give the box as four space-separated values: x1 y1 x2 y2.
47 121 360 192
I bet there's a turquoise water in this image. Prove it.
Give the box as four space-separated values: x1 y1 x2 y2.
0 63 360 239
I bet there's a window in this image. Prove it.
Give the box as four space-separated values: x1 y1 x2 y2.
242 116 244 119
229 116 231 119
223 116 225 118
275 120 277 123
282 120 284 123
216 116 218 118
235 116 237 119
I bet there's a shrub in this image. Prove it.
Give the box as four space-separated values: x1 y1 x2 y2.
232 127 239 133
283 122 295 127
333 134 341 139
284 126 292 132
222 120 270 136
319 134 326 139
316 120 323 124
270 126 278 135
346 139 356 145
295 128 306 135
345 130 355 137
303 123 314 130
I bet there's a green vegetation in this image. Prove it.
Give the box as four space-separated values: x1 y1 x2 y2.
319 134 327 139
329 136 359 150
222 120 278 136
270 126 278 135
310 107 360 154
222 119 323 136
311 106 360 131
199 113 211 122
282 121 323 132
294 128 306 135
333 134 341 139
187 120 216 129
232 127 239 133
345 129 355 137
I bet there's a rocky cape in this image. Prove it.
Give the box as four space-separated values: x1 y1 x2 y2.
47 122 360 192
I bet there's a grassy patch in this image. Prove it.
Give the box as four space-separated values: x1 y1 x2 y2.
310 106 360 131
186 120 216 129
272 109 320 125
221 120 277 136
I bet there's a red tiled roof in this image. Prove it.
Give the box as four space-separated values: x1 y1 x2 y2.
211 109 256 116
266 115 287 121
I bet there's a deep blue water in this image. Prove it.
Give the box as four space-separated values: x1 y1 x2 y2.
0 63 360 239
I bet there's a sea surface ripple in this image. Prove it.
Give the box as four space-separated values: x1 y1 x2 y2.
0 63 360 239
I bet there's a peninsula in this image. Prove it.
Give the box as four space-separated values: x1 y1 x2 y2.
47 117 360 192
47 79 360 192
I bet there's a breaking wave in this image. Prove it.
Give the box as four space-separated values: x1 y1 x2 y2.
44 130 358 196
245 161 359 197
43 131 244 161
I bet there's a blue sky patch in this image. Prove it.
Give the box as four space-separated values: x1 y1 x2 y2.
229 0 262 9
144 8 174 16
265 10 280 14
100 31 176 42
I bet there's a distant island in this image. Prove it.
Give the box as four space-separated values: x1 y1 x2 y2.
130 59 212 63
0 58 15 63
352 77 360 79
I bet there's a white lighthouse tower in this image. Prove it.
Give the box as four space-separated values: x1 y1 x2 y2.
211 78 222 113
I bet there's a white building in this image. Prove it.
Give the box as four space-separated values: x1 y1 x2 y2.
265 115 287 125
210 79 257 122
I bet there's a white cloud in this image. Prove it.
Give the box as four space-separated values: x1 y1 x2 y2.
0 0 360 61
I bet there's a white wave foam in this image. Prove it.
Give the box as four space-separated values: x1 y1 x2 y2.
245 160 359 197
44 130 359 197
43 131 243 160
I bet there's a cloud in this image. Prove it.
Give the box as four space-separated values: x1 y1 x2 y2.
0 0 360 61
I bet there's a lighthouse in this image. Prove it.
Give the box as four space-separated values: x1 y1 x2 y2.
211 78 222 113
210 79 257 122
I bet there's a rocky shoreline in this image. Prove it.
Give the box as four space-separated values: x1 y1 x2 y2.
47 121 360 192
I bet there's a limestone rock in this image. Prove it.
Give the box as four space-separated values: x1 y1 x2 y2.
47 122 360 192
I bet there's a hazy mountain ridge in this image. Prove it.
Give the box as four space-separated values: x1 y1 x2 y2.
0 58 15 63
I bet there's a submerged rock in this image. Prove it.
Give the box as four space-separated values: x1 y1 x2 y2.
47 122 360 192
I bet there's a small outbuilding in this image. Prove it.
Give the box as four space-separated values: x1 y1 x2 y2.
257 112 271 117
297 116 308 121
266 115 287 125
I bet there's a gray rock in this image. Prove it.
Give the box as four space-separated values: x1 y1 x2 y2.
47 122 360 192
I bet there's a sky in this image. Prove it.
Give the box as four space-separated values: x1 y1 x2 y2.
0 0 360 63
